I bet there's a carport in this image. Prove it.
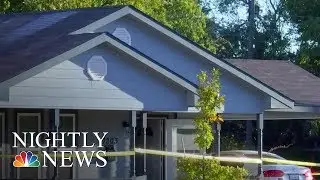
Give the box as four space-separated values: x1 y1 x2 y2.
165 59 320 179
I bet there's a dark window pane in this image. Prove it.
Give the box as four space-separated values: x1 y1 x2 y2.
58 116 74 147
18 115 39 147
18 151 40 179
58 158 73 179
0 114 3 144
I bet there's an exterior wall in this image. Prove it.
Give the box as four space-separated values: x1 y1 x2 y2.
96 15 268 113
1 44 189 111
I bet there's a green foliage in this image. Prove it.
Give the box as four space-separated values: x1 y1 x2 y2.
221 135 244 151
177 157 248 180
176 68 246 180
194 68 224 149
309 119 320 136
283 0 320 76
0 0 10 12
212 0 294 60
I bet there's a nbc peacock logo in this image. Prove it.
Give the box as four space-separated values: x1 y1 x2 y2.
13 151 40 167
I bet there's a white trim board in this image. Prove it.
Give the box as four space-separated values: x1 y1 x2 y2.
71 6 294 108
59 113 77 179
0 113 5 179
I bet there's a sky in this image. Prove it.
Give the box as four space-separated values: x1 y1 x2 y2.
204 0 299 53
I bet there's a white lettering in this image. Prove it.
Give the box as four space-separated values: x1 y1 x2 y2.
74 151 94 167
93 132 108 148
42 151 57 167
82 132 94 147
61 151 73 167
67 132 80 148
12 132 27 148
52 132 66 147
29 132 35 147
95 151 107 167
36 132 50 148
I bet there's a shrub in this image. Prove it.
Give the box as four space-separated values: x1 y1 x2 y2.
177 157 248 180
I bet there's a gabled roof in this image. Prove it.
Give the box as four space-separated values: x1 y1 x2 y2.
0 6 124 47
0 32 198 95
227 59 320 106
0 33 99 84
70 6 295 108
0 6 123 83
2 6 319 108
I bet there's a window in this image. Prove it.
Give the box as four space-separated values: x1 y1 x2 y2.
17 113 41 147
58 114 76 147
176 129 200 154
112 28 131 45
16 113 41 179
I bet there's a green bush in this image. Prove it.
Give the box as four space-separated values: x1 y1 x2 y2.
177 157 248 180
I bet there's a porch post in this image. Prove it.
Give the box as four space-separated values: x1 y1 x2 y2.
216 123 221 156
257 113 263 178
131 111 137 177
54 109 60 180
213 123 221 156
142 112 147 175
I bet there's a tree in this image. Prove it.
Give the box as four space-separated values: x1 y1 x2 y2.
194 69 224 150
211 0 294 60
177 69 247 180
0 0 218 54
283 0 320 77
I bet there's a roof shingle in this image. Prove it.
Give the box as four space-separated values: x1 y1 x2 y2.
0 6 124 83
227 59 320 106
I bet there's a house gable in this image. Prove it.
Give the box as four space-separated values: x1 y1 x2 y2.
1 44 190 110
71 6 294 109
83 14 282 113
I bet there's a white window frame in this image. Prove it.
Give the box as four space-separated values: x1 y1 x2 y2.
16 113 41 179
0 112 5 179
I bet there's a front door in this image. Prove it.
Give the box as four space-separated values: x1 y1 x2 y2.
146 118 165 180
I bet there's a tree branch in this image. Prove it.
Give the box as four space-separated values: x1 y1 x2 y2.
269 0 277 13
268 143 294 153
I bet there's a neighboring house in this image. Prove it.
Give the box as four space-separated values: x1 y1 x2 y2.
0 5 320 180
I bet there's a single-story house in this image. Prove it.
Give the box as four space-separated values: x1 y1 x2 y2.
0 5 320 180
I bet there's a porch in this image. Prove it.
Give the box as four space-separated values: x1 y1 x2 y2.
2 108 319 180
0 109 169 179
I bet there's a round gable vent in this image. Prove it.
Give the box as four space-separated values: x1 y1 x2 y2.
112 28 131 45
87 56 107 81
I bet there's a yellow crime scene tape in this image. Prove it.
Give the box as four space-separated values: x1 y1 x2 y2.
1 148 320 175
134 148 263 164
